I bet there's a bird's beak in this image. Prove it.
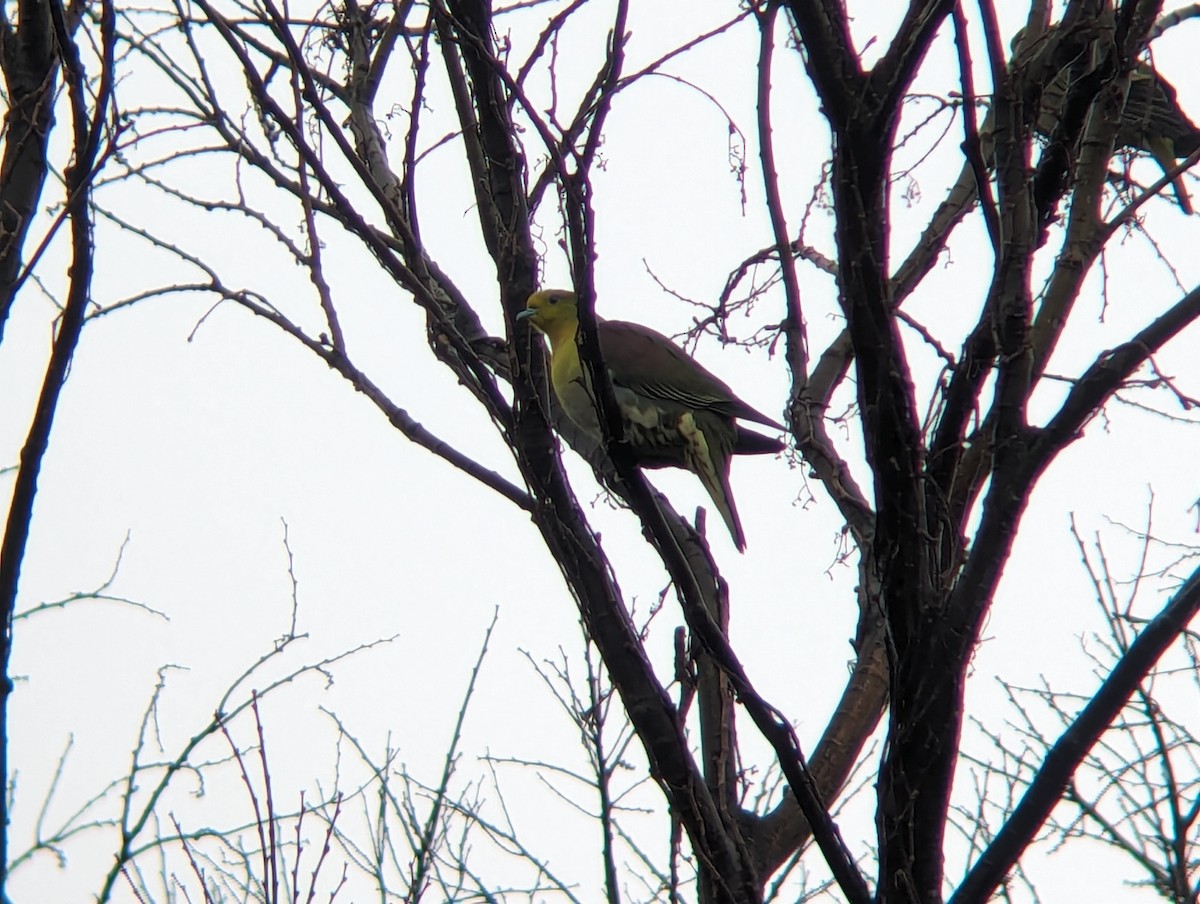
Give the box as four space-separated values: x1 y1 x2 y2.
515 308 536 321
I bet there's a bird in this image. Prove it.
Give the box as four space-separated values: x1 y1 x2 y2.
1019 22 1200 213
1115 64 1200 214
518 288 785 551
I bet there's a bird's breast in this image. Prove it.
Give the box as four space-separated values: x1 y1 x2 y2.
550 341 602 435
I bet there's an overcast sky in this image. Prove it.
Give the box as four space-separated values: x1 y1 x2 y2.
4 2 1200 901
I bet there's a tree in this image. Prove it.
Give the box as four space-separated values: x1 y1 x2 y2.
4 0 1200 901
0 0 116 881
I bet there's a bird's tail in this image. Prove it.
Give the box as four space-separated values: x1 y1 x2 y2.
681 413 746 551
702 463 746 552
1149 135 1193 214
734 426 785 456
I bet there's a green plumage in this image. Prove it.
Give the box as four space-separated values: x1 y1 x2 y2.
519 290 784 551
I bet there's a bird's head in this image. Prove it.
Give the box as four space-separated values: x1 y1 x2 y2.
517 289 579 338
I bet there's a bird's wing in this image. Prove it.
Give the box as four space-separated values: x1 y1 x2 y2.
1123 66 1200 153
1119 66 1198 212
598 320 784 429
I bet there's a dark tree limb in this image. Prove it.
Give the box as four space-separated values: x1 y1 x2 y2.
951 566 1200 904
1036 283 1200 459
445 2 766 900
0 0 58 343
0 0 115 885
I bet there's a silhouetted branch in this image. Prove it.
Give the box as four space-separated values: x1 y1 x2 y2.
953 565 1200 903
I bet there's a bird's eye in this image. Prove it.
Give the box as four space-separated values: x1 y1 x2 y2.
548 295 559 304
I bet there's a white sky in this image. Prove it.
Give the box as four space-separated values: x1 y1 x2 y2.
3 1 1199 901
